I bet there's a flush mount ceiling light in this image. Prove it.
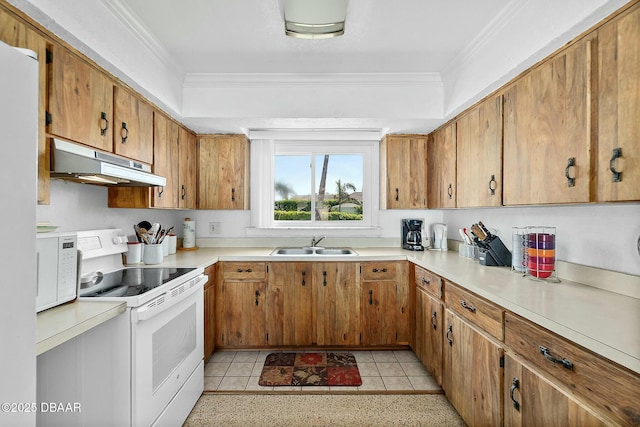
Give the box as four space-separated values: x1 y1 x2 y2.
284 0 349 39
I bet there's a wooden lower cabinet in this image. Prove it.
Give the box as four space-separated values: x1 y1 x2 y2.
504 353 608 426
443 308 503 427
267 262 314 346
203 264 216 362
415 286 443 385
216 262 268 348
314 262 359 346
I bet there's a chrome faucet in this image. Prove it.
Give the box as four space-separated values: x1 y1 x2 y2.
311 236 325 247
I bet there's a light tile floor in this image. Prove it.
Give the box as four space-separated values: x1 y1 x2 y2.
204 350 442 392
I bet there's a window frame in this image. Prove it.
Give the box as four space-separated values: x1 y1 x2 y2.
249 131 381 234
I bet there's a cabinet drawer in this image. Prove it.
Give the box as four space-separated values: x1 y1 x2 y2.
505 313 640 426
414 265 442 299
361 262 397 280
222 262 266 280
444 281 503 340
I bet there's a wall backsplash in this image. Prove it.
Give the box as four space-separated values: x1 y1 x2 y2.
39 181 639 276
443 204 640 277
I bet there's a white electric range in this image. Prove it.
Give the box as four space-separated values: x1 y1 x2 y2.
75 228 206 427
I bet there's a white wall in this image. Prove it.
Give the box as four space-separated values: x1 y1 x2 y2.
443 204 640 276
37 181 185 241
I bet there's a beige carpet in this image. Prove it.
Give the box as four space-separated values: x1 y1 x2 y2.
183 394 466 426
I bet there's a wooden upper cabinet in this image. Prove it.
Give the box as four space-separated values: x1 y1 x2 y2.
380 134 428 209
0 7 49 204
48 43 113 152
428 123 457 208
113 85 153 164
597 3 640 202
456 95 503 207
503 35 595 205
197 134 250 210
178 127 197 209
152 111 180 208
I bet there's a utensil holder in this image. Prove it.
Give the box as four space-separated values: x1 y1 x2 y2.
476 235 511 266
458 243 479 260
524 226 560 282
143 244 163 265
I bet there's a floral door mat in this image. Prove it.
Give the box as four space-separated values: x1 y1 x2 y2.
258 352 362 386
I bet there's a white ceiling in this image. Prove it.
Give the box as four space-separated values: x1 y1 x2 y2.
119 0 512 75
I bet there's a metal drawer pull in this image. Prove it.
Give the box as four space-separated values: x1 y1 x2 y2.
322 271 327 286
100 111 109 136
421 277 430 285
431 311 437 330
447 183 453 199
371 268 388 273
538 346 574 370
460 300 476 313
565 157 576 187
236 268 253 273
368 290 373 305
121 122 129 143
301 270 306 286
489 174 497 195
609 147 623 182
510 377 521 411
446 324 453 347
395 188 399 201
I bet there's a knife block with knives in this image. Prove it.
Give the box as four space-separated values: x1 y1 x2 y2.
471 221 512 267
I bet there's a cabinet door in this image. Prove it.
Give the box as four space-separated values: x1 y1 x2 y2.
267 262 314 346
361 281 396 346
381 135 428 208
428 123 457 208
415 287 443 385
178 127 197 209
49 44 113 152
503 36 594 205
504 354 608 427
198 135 249 209
0 9 49 204
314 262 359 346
152 112 180 208
203 264 216 362
443 309 503 427
456 95 503 207
597 4 640 202
113 85 153 164
217 280 267 348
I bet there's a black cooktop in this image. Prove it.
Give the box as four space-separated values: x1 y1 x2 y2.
80 267 196 298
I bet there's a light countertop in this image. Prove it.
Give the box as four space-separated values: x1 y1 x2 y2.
149 246 640 374
36 300 126 355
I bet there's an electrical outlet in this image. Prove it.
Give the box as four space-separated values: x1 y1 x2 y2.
209 222 221 235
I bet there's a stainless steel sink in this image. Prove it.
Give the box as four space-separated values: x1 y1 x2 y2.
270 247 358 256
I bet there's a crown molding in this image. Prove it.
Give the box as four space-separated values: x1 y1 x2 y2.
100 0 183 77
183 72 442 89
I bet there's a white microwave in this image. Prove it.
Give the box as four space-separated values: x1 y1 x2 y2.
36 232 78 312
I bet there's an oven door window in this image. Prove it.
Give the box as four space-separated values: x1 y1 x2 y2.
152 303 196 391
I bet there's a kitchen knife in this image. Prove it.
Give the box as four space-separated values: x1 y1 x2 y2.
478 221 492 238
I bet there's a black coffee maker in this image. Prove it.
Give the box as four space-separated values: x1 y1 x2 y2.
402 219 424 251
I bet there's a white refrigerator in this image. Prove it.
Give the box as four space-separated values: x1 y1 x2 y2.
0 41 39 426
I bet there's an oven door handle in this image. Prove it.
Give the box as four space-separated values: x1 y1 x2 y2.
132 274 207 323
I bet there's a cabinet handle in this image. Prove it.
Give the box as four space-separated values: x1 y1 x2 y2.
323 271 327 287
255 290 260 306
538 346 574 370
460 299 477 313
121 122 128 144
431 311 437 330
368 289 373 305
395 188 399 201
565 157 576 187
372 268 388 273
421 277 430 285
510 377 521 411
609 147 623 182
489 174 497 195
301 270 306 286
100 112 109 136
181 184 186 200
446 324 453 346
157 186 164 198
231 188 236 202
236 268 253 273
447 184 453 199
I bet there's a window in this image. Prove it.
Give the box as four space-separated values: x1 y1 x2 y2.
249 131 380 232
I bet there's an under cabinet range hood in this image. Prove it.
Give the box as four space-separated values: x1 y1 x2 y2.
50 139 166 187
